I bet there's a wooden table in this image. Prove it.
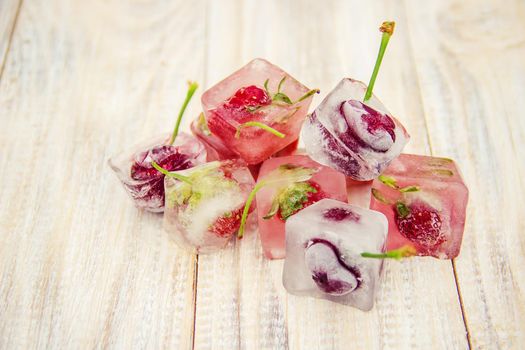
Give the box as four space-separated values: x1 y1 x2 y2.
1 0 524 349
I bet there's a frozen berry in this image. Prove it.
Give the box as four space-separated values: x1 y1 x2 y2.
395 200 444 249
305 239 361 295
323 207 360 222
225 85 271 109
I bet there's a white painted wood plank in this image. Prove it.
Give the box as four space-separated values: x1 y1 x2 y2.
0 0 207 348
193 1 469 349
404 0 525 348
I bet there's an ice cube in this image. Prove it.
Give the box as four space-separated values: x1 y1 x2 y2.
202 58 316 164
108 133 206 212
163 159 254 254
370 154 468 259
256 155 347 259
190 113 239 161
283 199 388 310
301 78 409 180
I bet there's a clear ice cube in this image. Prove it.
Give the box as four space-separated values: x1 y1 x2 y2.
256 155 348 259
301 78 409 180
283 199 388 310
163 159 254 253
108 133 206 212
370 154 468 259
202 58 315 164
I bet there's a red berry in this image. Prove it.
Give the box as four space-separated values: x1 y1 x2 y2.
130 145 191 181
225 85 271 109
395 201 444 249
209 207 248 238
358 101 396 142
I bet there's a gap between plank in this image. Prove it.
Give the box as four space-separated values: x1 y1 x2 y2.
0 0 23 83
191 254 199 350
401 1 473 348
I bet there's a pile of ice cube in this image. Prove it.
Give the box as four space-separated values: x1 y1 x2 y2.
108 22 468 311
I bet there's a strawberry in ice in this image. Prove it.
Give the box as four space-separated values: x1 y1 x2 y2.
370 154 468 259
254 155 347 259
202 58 319 164
160 160 254 253
301 22 409 180
109 82 206 212
282 199 388 311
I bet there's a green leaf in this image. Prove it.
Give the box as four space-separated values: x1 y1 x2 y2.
395 201 410 218
263 196 280 220
371 188 391 204
263 79 270 95
277 76 286 93
245 105 263 113
197 112 211 136
272 92 293 105
399 185 420 193
378 174 398 189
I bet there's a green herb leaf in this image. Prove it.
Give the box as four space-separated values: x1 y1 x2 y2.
263 79 270 95
371 188 392 204
277 76 286 93
197 112 211 136
263 197 280 220
395 201 410 218
272 92 293 105
378 174 398 189
399 185 420 193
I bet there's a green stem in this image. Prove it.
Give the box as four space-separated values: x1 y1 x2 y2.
151 161 193 184
169 81 199 145
235 121 286 139
295 89 320 103
363 21 395 102
238 180 268 238
361 245 416 260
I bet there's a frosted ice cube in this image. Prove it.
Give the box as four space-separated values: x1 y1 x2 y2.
370 154 468 259
163 160 254 253
283 199 388 310
202 58 316 164
301 78 409 180
108 133 206 212
256 155 347 259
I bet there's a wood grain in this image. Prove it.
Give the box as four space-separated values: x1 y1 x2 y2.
404 0 525 348
0 0 21 77
0 0 207 348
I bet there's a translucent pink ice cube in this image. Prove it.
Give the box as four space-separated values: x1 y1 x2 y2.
301 78 409 180
108 133 206 212
370 154 469 259
163 159 254 254
202 58 315 164
283 199 388 310
190 114 239 161
256 155 347 259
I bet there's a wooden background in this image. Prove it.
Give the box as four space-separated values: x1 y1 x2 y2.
0 0 524 349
